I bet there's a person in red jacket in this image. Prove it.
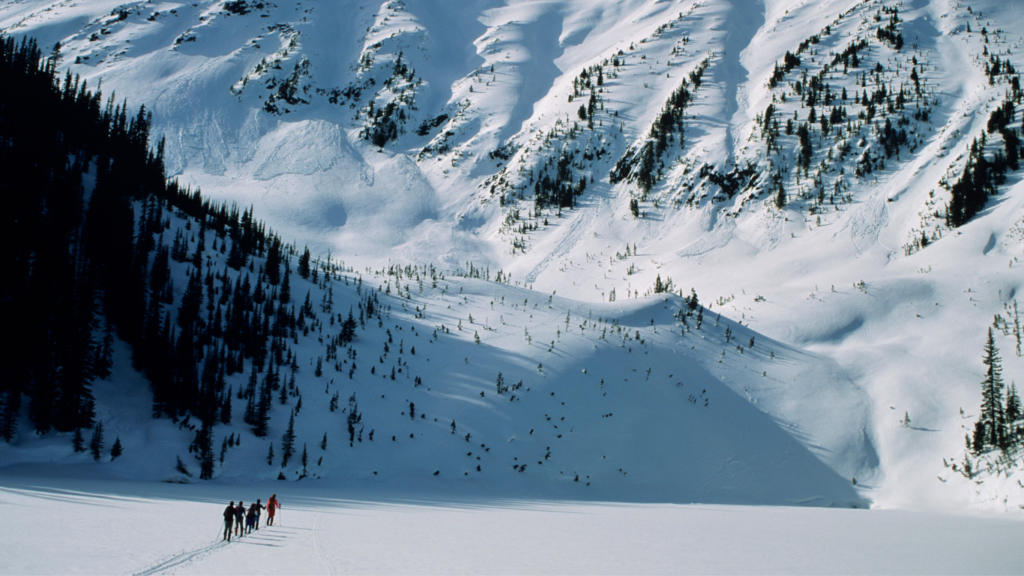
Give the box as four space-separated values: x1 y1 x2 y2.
266 494 281 526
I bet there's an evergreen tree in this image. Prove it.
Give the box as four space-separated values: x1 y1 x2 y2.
281 410 296 467
94 319 114 380
0 389 19 443
72 428 86 452
199 421 214 480
178 266 205 330
1006 382 1021 427
220 387 232 424
946 130 1012 228
226 236 248 270
320 432 328 450
972 420 986 454
979 328 1007 448
686 288 700 311
89 420 104 461
298 247 311 279
265 239 281 286
267 443 274 466
340 308 357 345
301 443 308 473
110 436 123 460
280 261 291 305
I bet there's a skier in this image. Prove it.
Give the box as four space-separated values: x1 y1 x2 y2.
245 501 258 534
253 499 266 530
266 494 281 526
234 501 246 537
223 501 235 541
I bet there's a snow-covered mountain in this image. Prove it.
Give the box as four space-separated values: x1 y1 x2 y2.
1 0 1023 512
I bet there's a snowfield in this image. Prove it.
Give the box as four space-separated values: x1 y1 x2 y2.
2 476 1022 575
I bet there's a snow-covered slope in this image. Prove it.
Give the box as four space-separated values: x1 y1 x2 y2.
0 191 873 507
2 0 1023 511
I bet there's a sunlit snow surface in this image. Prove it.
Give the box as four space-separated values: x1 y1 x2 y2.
1 477 1022 575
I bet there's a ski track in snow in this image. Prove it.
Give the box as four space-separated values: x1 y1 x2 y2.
128 540 230 576
312 511 338 575
128 523 300 576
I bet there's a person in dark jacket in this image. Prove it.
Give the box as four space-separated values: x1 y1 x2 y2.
245 502 258 534
253 499 265 530
223 501 235 541
234 501 246 537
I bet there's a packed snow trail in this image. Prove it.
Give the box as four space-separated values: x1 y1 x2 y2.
130 540 230 576
126 512 305 576
312 512 339 576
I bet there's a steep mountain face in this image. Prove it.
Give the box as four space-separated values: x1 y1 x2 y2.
4 0 1020 264
2 0 1023 509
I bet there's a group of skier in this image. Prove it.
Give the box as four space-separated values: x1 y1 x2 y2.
222 494 280 541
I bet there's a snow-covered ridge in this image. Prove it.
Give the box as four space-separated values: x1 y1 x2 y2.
2 0 1017 270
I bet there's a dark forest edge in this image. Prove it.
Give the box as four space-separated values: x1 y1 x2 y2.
0 35 325 459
